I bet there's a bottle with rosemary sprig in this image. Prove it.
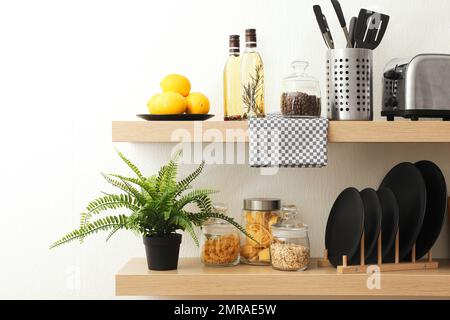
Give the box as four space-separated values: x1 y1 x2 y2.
241 29 265 118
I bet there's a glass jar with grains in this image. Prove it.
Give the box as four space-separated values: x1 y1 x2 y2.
280 60 321 117
270 205 310 271
240 198 281 265
200 204 240 267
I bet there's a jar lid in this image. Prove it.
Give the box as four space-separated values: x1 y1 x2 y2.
283 60 318 83
243 198 281 211
272 205 308 238
204 203 230 226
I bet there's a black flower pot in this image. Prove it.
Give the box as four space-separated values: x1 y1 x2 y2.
143 233 182 270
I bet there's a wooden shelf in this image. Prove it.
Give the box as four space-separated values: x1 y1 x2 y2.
115 258 450 298
112 120 450 143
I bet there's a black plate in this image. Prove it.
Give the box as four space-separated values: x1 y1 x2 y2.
379 162 426 261
325 188 365 267
411 161 447 260
373 187 399 263
353 188 382 265
137 114 215 121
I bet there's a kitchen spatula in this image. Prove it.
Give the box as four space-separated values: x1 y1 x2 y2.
354 9 390 50
367 12 389 50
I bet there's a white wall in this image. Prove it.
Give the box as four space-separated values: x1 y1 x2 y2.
0 0 449 299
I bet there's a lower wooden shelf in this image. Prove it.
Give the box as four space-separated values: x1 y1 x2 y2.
115 258 450 298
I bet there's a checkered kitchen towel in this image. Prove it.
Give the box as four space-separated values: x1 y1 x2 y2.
248 113 328 168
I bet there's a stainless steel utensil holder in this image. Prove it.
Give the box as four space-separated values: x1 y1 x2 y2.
326 48 373 121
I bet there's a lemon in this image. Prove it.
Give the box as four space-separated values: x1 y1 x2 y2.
147 93 161 112
160 74 191 97
186 92 210 114
147 92 187 115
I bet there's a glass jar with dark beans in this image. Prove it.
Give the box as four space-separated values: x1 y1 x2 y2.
280 61 321 117
281 92 321 117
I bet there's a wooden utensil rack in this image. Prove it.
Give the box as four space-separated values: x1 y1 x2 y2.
318 231 439 274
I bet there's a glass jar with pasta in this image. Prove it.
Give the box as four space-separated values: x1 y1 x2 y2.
240 198 281 265
200 204 240 267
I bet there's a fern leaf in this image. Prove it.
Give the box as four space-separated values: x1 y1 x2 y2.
157 162 176 193
193 193 213 215
156 189 175 221
50 215 129 249
115 149 145 180
162 159 178 191
169 212 198 246
107 174 158 199
171 149 183 162
143 176 159 199
155 165 167 192
81 194 140 227
101 173 145 204
176 189 217 211
175 161 205 196
85 193 140 214
187 211 258 245
80 212 87 226
184 222 198 246
181 210 204 225
156 150 182 193
105 225 121 242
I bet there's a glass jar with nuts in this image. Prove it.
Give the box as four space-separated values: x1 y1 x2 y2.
270 205 310 271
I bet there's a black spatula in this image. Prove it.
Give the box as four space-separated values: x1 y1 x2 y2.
367 12 389 50
354 9 389 50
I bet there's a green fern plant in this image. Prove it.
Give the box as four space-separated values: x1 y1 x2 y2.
50 149 251 249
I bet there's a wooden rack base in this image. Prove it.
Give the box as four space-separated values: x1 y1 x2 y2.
318 231 439 274
335 260 439 274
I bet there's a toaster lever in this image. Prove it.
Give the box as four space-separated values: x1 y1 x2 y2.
384 70 401 80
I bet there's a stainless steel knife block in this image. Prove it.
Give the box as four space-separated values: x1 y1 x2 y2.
326 48 373 121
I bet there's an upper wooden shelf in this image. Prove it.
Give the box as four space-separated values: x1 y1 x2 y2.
112 120 450 143
115 258 450 298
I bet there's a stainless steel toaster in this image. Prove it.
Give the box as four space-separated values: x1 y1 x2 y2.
382 54 450 121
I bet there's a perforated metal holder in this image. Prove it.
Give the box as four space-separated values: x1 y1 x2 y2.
326 49 373 121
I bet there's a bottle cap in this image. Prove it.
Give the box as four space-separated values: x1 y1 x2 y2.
229 35 240 53
245 29 257 47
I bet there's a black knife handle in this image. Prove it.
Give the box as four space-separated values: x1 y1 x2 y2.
331 0 346 27
313 5 327 34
